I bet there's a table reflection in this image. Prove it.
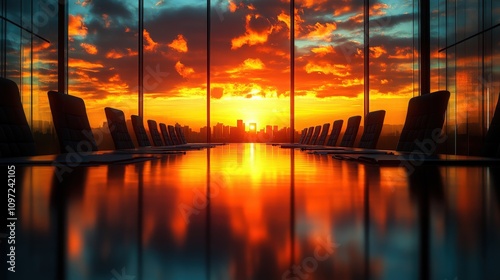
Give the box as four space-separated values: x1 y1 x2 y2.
6 144 500 280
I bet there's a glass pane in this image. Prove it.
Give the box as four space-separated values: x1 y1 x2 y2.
210 0 290 143
294 0 364 146
143 0 207 143
68 0 139 151
369 0 416 150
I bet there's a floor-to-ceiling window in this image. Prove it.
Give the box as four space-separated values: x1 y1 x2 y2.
433 0 500 155
294 0 365 145
68 0 139 149
143 0 207 143
369 0 417 149
210 0 290 143
1 0 59 155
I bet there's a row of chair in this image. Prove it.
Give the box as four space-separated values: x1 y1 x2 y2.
283 110 386 150
0 77 205 158
286 90 451 157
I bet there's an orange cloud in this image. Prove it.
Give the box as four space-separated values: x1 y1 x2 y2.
175 61 195 78
305 22 337 41
106 49 124 59
277 9 304 37
231 14 273 49
80 43 98 55
296 0 328 10
227 58 265 74
370 3 389 16
389 47 412 59
168 34 188 53
304 62 350 77
311 45 335 56
68 58 103 71
68 14 88 38
370 46 387 58
144 29 158 52
228 0 238 12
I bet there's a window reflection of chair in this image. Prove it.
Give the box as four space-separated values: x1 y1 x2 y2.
0 77 36 157
48 91 98 154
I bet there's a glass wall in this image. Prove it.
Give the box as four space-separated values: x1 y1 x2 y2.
210 0 290 143
1 0 59 155
369 0 417 149
67 0 139 150
433 0 500 155
3 0 499 154
294 0 365 146
143 0 207 143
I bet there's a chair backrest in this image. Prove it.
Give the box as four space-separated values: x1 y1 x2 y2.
104 107 135 150
131 115 151 147
48 91 98 153
168 125 181 145
482 94 500 157
309 125 322 145
298 128 307 144
358 110 386 149
159 123 174 146
316 123 330 145
0 77 36 157
326 120 343 146
396 90 450 153
339 115 362 147
147 120 164 146
303 127 314 144
175 126 188 144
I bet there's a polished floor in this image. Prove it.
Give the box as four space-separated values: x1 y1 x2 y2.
4 144 500 280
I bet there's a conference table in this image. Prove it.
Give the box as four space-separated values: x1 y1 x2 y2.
2 143 500 280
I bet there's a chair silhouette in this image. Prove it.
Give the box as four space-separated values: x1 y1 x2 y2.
297 128 308 144
168 125 181 145
303 127 314 144
175 126 188 144
315 123 331 145
159 123 174 146
481 95 500 157
308 125 322 145
104 107 135 150
339 115 362 148
131 115 152 147
0 77 36 157
326 120 343 146
48 91 98 153
358 110 386 149
396 90 450 153
147 120 165 147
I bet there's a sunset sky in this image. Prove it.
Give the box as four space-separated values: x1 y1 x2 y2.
65 0 416 131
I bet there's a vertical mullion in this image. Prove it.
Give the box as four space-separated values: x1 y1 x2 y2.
207 0 211 143
364 0 369 120
138 0 143 117
290 0 294 143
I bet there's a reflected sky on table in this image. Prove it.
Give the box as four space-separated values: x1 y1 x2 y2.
8 144 500 280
